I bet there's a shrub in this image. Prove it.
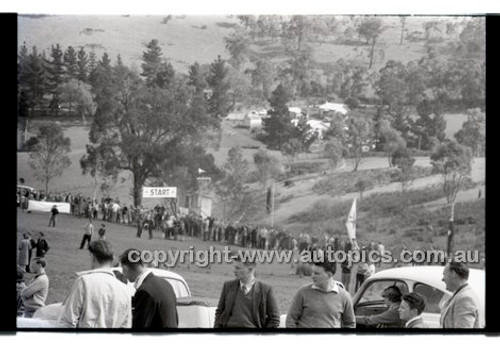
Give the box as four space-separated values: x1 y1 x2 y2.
22 137 39 151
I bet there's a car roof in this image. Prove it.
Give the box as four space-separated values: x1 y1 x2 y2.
17 185 35 191
369 265 485 304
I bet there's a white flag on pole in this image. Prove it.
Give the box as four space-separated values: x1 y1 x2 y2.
345 198 357 245
198 168 206 174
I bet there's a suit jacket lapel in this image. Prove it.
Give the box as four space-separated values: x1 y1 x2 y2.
226 280 238 316
440 293 456 327
252 281 261 326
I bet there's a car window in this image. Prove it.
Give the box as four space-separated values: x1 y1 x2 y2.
358 280 409 305
413 283 446 314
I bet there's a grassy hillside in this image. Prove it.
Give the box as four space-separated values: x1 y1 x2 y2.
18 15 237 73
18 15 468 74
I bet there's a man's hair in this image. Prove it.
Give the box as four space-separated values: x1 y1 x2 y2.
313 260 337 275
231 253 256 267
448 261 470 280
119 248 143 269
33 257 46 267
382 285 402 303
89 240 114 263
402 293 426 315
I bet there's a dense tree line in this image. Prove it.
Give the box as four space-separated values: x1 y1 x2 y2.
18 16 485 210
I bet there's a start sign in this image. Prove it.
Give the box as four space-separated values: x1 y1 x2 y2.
142 187 177 198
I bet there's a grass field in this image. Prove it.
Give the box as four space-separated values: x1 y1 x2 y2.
17 209 327 314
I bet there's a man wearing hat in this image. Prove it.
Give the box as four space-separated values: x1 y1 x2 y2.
21 258 49 317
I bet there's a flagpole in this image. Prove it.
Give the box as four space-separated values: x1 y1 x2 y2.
271 182 275 229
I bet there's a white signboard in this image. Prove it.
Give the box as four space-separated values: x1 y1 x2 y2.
142 187 177 198
27 201 71 214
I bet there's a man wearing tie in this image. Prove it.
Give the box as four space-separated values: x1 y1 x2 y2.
214 255 280 328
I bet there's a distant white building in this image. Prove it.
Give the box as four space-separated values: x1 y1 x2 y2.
288 107 303 119
291 118 331 140
225 112 246 125
318 102 349 118
243 109 268 129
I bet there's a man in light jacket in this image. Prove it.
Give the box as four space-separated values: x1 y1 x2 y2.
21 258 49 317
440 261 481 328
59 240 132 328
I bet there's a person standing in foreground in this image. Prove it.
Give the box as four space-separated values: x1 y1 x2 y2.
440 261 481 328
214 255 280 328
398 292 429 328
119 249 178 329
79 219 94 249
59 240 132 328
286 260 356 328
21 258 49 318
48 204 59 227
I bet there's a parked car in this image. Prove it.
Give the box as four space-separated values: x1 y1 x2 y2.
353 265 485 328
17 185 35 206
278 265 485 328
17 267 217 328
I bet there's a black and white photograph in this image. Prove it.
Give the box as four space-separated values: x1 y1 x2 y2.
12 1 492 338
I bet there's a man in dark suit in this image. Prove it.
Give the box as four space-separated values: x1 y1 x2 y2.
440 261 481 328
120 249 178 329
214 255 280 328
398 292 429 328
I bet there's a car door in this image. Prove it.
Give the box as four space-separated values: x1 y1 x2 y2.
412 282 447 328
353 279 409 328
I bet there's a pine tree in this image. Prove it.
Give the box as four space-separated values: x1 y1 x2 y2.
141 39 167 88
206 55 231 118
19 46 47 116
188 62 207 94
46 44 64 94
63 46 78 80
77 47 88 82
262 84 296 150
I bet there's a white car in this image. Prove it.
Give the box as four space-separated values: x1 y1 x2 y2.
353 265 485 328
17 267 217 329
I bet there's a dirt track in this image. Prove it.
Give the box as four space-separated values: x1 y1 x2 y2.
272 157 485 224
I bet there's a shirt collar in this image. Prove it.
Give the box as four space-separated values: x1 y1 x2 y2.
405 315 423 328
76 268 116 277
239 278 256 293
135 269 153 289
311 279 339 293
454 283 468 296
